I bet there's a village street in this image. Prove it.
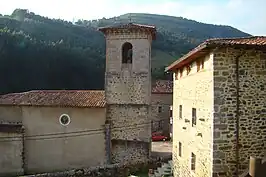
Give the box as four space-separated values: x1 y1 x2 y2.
151 141 172 158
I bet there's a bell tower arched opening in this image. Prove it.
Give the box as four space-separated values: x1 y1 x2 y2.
122 42 133 64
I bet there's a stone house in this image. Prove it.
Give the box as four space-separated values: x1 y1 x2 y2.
151 80 173 137
165 36 266 177
0 23 172 176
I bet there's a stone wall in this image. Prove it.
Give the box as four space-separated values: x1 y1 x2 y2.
213 47 266 176
0 125 24 176
105 72 151 104
172 54 214 177
20 156 171 177
104 31 153 164
107 105 150 142
111 140 150 164
151 93 172 136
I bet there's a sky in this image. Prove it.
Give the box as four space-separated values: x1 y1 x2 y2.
1 0 265 35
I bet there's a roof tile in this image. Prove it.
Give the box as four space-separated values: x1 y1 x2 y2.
166 36 266 71
0 81 173 107
0 90 106 108
98 23 156 40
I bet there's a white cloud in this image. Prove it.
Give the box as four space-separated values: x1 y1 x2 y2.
0 0 265 35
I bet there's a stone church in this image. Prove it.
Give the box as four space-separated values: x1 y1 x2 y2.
0 23 172 176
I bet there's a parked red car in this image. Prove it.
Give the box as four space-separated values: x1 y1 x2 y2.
152 132 168 141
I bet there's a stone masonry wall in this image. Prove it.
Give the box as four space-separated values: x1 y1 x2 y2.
107 105 150 142
151 93 172 136
111 140 149 164
104 31 153 165
213 48 266 176
105 73 150 104
20 156 172 177
172 54 214 177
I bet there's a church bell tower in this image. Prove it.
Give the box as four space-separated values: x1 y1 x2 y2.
99 23 156 164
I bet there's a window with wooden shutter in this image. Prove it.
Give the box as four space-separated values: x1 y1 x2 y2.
192 108 196 127
179 105 182 119
191 153 196 171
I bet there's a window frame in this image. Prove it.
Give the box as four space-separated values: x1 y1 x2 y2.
192 108 197 127
59 114 71 126
179 105 182 119
191 153 196 171
179 142 182 157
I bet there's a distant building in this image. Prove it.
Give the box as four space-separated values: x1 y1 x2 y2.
166 36 266 177
151 80 173 137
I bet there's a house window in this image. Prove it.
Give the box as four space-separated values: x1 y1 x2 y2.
122 42 133 64
179 142 182 157
158 120 163 129
158 106 162 113
59 114 71 126
191 153 196 171
192 108 197 126
179 105 182 119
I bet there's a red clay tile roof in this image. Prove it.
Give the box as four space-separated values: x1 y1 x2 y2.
152 80 173 94
0 83 173 107
0 90 105 108
98 22 156 40
166 36 266 71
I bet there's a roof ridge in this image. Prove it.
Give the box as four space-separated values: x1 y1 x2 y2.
205 36 266 42
0 90 106 108
0 90 106 99
166 35 266 71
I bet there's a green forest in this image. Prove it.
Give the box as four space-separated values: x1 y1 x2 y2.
0 9 250 95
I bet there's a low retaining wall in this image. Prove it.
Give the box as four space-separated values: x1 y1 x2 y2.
21 157 171 177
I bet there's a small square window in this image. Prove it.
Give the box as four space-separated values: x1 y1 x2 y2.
179 142 182 157
158 120 163 129
192 108 197 127
179 105 182 119
191 153 196 171
158 106 162 113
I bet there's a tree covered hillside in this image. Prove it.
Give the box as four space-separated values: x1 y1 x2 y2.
0 9 250 94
